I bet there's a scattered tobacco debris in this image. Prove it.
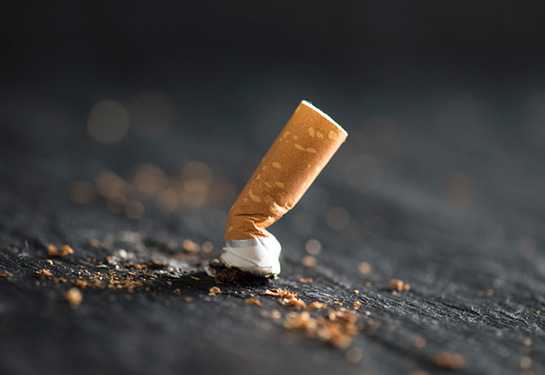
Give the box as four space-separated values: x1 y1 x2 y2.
48 244 74 257
283 309 360 348
244 298 263 306
209 286 221 296
390 279 410 291
307 302 328 311
432 351 466 369
34 269 53 279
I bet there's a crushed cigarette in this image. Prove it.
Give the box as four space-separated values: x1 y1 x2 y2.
221 101 347 276
209 286 221 296
390 279 410 291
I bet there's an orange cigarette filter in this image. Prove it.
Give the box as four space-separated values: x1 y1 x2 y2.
221 100 348 276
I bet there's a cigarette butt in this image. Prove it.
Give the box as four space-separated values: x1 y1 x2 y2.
221 100 347 276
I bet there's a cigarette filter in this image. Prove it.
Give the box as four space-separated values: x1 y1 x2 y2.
221 100 348 276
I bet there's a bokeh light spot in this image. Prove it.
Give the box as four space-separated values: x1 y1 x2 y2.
128 91 174 138
87 100 129 144
95 171 127 199
519 238 536 259
346 156 383 193
359 117 407 162
291 212 316 235
70 181 95 204
125 200 145 220
130 163 167 195
441 173 478 207
305 239 322 255
209 178 237 206
363 215 386 238
326 206 351 232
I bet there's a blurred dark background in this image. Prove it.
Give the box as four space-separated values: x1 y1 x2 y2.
4 1 545 88
2 0 545 224
2 0 545 236
3 1 545 137
2 0 545 247
3 1 545 127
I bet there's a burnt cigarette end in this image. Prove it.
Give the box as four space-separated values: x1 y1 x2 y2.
221 100 348 277
214 267 274 286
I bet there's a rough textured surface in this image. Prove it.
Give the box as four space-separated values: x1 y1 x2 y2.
1 83 545 375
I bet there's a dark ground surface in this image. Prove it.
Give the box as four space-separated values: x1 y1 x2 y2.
3 2 545 375
1 81 545 375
